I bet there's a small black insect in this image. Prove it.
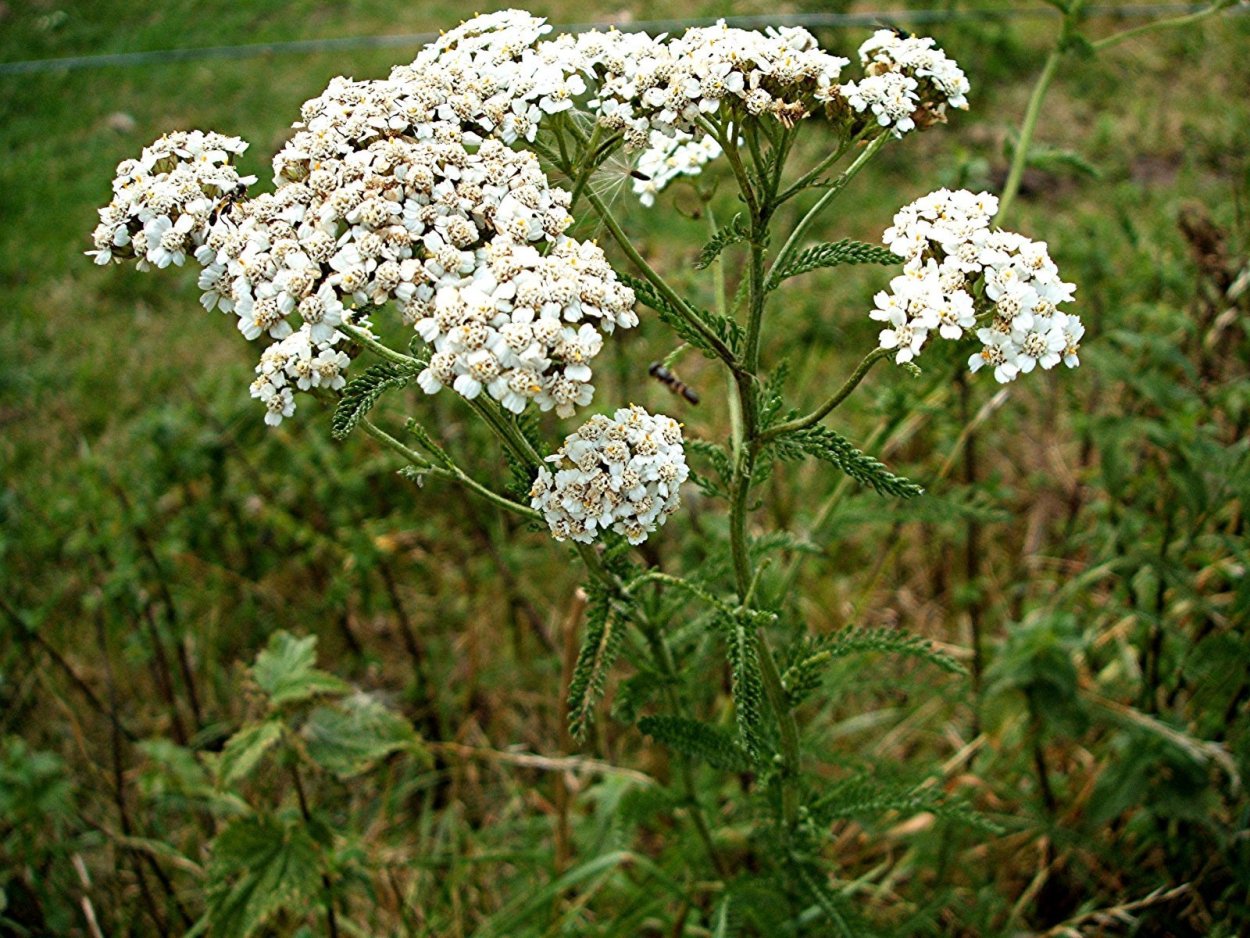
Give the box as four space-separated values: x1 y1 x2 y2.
630 170 653 182
874 19 910 40
649 361 700 405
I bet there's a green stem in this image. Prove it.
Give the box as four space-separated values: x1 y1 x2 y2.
465 396 544 468
760 347 892 443
568 123 606 210
754 625 801 827
582 187 739 367
1000 0 1233 220
774 131 858 205
715 119 760 221
1091 0 1234 51
722 145 806 831
360 418 542 523
338 322 421 367
744 238 768 372
768 133 890 285
997 45 1064 221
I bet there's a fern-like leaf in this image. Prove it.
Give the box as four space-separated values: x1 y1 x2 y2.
687 438 733 499
757 361 792 430
772 425 923 498
722 612 766 757
694 213 748 270
611 670 669 725
638 715 755 771
783 627 964 707
767 239 898 290
331 362 417 439
809 777 1002 834
566 586 626 741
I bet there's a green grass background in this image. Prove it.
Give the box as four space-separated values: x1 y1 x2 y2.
2 1 1249 935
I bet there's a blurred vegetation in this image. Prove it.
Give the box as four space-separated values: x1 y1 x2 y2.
2 0 1249 935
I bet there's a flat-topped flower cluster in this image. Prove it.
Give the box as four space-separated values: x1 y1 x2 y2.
872 188 1083 382
89 10 972 427
530 406 689 545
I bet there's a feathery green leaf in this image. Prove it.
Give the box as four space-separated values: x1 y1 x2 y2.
772 425 924 498
783 627 964 707
638 715 755 771
567 586 627 741
694 213 748 270
722 612 766 757
331 362 417 439
767 239 898 290
619 272 742 358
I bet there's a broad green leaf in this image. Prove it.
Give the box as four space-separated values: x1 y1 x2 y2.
203 814 322 938
217 719 283 786
302 695 424 778
252 632 352 708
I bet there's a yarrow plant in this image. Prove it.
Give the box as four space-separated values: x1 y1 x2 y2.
89 11 1086 932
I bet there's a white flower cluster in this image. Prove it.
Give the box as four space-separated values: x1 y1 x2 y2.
632 131 725 207
90 12 975 425
392 15 853 149
586 22 852 143
88 131 256 270
386 13 965 184
413 235 638 416
530 406 688 545
872 188 1083 383
250 325 352 426
841 29 969 136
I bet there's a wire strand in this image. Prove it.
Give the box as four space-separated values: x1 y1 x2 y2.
0 4 1241 76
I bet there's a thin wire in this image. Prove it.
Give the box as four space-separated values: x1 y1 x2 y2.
0 4 1240 77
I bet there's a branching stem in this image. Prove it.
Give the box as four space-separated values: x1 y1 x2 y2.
360 418 542 523
761 347 892 443
338 322 421 367
768 132 890 286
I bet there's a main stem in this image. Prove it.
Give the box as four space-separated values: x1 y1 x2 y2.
725 164 804 831
459 396 729 877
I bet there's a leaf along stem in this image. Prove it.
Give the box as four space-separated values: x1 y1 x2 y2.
582 186 740 368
